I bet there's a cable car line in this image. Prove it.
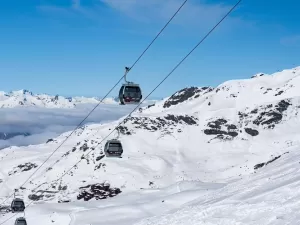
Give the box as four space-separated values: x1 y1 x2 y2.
0 0 241 224
54 0 242 177
127 0 188 72
119 0 188 105
0 0 188 208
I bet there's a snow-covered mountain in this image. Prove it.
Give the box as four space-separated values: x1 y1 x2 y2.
1 66 300 224
0 90 118 108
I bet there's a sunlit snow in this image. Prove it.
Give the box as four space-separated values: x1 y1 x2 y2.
1 67 300 225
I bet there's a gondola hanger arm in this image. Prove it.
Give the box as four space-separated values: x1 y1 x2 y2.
124 66 131 83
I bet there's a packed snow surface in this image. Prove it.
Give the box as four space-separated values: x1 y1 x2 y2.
1 67 300 224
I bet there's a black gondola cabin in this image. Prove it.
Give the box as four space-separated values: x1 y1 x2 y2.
11 198 25 213
104 139 123 157
14 217 27 225
119 83 142 105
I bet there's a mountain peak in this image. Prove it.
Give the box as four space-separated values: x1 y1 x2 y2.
9 89 33 96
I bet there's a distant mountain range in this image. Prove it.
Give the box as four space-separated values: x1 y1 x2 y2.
0 90 160 108
0 90 118 108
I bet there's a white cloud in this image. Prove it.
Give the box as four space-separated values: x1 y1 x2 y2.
37 0 101 21
36 0 247 35
99 0 242 27
0 104 135 149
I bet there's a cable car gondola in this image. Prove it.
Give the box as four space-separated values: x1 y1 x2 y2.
11 198 25 213
118 67 142 105
14 217 27 225
104 139 123 157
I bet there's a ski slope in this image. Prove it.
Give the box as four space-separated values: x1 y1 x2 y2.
6 147 300 225
1 66 300 224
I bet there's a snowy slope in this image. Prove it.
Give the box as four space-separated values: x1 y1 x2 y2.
0 90 119 108
134 145 300 225
1 66 300 224
11 148 300 225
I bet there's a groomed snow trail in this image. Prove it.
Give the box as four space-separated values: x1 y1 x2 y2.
134 145 300 225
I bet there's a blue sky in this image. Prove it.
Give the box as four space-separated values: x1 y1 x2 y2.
0 0 299 98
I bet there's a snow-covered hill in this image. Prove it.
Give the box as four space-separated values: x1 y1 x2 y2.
1 67 300 225
0 90 118 108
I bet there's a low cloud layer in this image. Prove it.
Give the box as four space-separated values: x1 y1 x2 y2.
0 104 136 149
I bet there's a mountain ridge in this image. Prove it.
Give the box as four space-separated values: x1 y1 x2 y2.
1 66 300 224
0 89 120 108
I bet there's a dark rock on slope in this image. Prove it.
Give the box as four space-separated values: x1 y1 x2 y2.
163 87 213 108
117 114 198 135
251 73 265 78
244 128 259 136
28 190 59 201
77 182 121 201
0 205 11 213
254 152 289 170
8 162 38 176
247 100 291 129
203 99 293 141
204 118 239 141
46 139 54 143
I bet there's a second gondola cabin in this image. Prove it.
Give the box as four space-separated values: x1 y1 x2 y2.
118 82 142 105
14 217 27 225
104 139 123 157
